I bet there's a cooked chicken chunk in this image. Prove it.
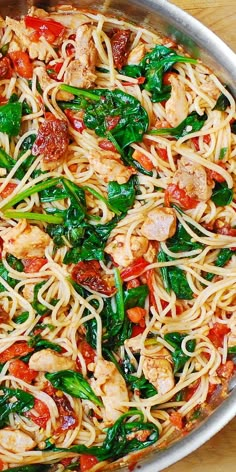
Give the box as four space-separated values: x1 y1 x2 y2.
29 349 75 373
105 234 149 267
90 359 129 423
1 220 51 259
64 25 97 88
165 75 189 127
34 66 74 100
174 157 214 201
142 354 175 395
141 207 177 241
127 44 146 65
0 429 36 453
87 149 135 185
22 284 35 303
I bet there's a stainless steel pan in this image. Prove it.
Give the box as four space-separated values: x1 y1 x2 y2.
1 1 235 470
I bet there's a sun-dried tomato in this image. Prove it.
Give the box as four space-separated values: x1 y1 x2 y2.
106 115 121 131
32 117 69 166
22 257 47 273
72 260 115 296
0 57 12 79
99 139 117 152
53 393 78 435
111 29 131 69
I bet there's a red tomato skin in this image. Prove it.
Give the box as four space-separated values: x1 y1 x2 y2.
99 139 117 152
64 109 85 133
9 359 37 383
9 51 33 79
22 257 47 273
217 360 234 380
80 341 96 366
165 183 199 210
0 459 4 471
121 257 149 281
80 454 99 471
208 322 230 348
32 116 69 164
106 115 121 131
169 411 183 430
24 16 65 44
72 260 115 296
0 182 17 198
0 56 12 79
26 398 50 429
111 29 131 69
0 342 34 363
131 324 146 337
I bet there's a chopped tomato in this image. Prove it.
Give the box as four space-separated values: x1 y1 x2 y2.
53 393 78 434
214 221 236 237
22 257 47 273
131 324 146 337
9 51 33 79
121 257 149 281
46 62 63 80
144 269 157 310
24 16 65 44
0 342 34 363
206 383 217 402
72 260 115 296
111 29 131 69
99 139 117 152
0 307 9 323
169 411 183 430
0 56 12 79
133 149 154 171
106 115 121 131
43 382 56 396
80 341 96 366
126 278 140 289
0 182 17 198
217 360 234 380
123 76 145 86
208 322 230 348
207 163 226 183
9 359 37 383
163 71 177 85
185 379 200 401
156 145 168 161
0 459 4 471
165 183 199 210
127 307 146 327
203 134 211 145
80 454 99 471
26 398 50 429
191 137 200 151
64 109 85 133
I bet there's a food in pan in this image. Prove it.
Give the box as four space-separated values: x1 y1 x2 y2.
0 4 235 471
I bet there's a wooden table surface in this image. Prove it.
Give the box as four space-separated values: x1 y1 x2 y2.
162 5 236 472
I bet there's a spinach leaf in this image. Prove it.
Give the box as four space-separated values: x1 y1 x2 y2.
13 311 30 324
31 282 57 316
39 183 68 203
22 100 32 116
167 223 203 253
164 332 196 373
28 334 62 353
168 266 193 300
107 178 136 213
7 254 24 272
60 85 149 149
0 148 25 179
213 88 230 111
0 262 19 292
228 346 236 354
205 248 234 281
158 249 171 293
0 387 34 427
45 370 102 406
211 182 233 207
20 134 37 151
0 101 22 136
121 355 157 398
120 64 144 78
121 147 153 176
7 466 51 472
124 284 149 310
149 111 207 139
53 409 158 461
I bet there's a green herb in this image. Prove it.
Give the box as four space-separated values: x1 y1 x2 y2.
107 178 136 213
124 284 149 310
213 89 230 111
0 101 22 136
167 222 203 253
60 86 149 149
0 387 34 427
13 311 30 324
83 185 121 215
211 182 233 207
1 177 61 211
0 148 24 179
121 147 153 176
189 408 201 421
219 147 228 160
52 409 158 461
4 210 64 224
205 248 234 281
45 370 102 406
121 355 157 398
20 134 37 151
228 346 236 354
149 111 207 139
164 332 196 373
22 100 32 116
31 282 50 316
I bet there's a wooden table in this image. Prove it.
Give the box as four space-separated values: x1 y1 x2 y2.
163 4 236 470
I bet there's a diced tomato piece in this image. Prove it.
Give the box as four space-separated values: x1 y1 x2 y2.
46 62 63 80
127 307 146 326
111 29 131 69
0 342 34 363
80 454 99 471
156 145 168 162
22 257 47 273
191 137 200 151
0 459 4 471
9 51 33 79
133 149 154 171
106 115 121 131
53 393 78 434
9 359 37 383
126 278 140 289
217 360 235 380
163 72 177 85
0 56 12 79
0 182 17 198
206 383 217 402
169 411 183 430
64 109 85 133
214 221 236 237
43 382 57 396
165 183 199 210
208 322 230 348
131 324 146 337
0 307 9 323
121 257 149 281
99 139 117 152
185 379 200 401
144 269 157 310
207 163 226 183
24 16 65 44
72 260 115 296
26 398 50 429
203 134 211 145
80 341 96 366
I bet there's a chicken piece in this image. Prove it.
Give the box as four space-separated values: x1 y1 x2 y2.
34 66 74 100
1 220 51 259
141 207 177 242
64 25 97 88
174 157 214 201
90 359 129 423
0 429 36 453
29 349 75 373
22 284 35 303
165 75 189 127
142 348 175 395
105 234 149 267
87 149 135 185
127 44 146 65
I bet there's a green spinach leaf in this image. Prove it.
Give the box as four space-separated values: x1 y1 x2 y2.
213 88 230 111
164 332 196 373
149 111 207 139
107 178 136 213
205 248 234 282
211 182 233 207
0 101 22 136
45 370 102 406
0 387 34 427
124 284 149 310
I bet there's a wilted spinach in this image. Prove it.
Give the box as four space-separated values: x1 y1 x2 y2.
0 101 22 136
149 111 207 139
45 370 102 406
158 248 193 300
205 248 234 282
107 177 136 213
164 332 196 373
211 182 233 207
0 387 34 427
213 87 230 111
